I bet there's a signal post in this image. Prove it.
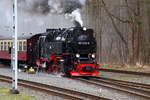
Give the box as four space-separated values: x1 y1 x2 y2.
10 0 19 94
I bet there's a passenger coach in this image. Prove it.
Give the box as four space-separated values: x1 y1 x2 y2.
0 39 27 62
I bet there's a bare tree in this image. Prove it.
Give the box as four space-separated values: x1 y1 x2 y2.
84 0 150 66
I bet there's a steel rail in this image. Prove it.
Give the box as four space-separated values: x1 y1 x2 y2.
0 78 83 100
90 78 150 96
72 77 150 99
93 76 150 89
0 75 110 100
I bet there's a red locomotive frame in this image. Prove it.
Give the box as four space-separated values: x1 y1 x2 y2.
35 53 100 76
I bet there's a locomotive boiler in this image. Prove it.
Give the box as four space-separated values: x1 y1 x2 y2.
27 27 100 76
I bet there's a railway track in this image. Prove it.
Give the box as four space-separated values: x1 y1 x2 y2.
94 77 150 90
97 68 150 76
0 75 109 100
72 76 150 99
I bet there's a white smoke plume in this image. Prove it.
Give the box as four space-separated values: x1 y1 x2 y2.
65 9 83 27
79 0 86 5
19 0 87 27
0 0 87 39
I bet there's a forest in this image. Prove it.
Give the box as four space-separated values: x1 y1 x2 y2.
83 0 150 66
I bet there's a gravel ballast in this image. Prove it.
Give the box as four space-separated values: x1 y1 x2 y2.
0 67 149 100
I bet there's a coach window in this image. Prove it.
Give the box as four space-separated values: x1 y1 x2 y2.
8 42 10 50
0 42 1 50
5 42 8 50
17 42 19 50
23 41 27 51
11 42 13 47
19 41 22 51
1 42 3 50
4 42 7 50
8 42 10 48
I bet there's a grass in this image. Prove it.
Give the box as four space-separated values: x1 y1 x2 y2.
100 64 150 72
0 86 38 100
101 64 122 69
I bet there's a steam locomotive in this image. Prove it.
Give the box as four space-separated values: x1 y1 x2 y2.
0 27 100 76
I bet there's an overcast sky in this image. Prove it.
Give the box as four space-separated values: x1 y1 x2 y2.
0 0 76 39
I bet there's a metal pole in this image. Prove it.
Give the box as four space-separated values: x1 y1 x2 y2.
11 0 19 94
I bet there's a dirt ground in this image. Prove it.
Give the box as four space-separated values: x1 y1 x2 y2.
101 63 150 73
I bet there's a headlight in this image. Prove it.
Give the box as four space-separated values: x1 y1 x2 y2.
24 65 28 69
60 59 64 62
91 54 95 58
83 27 87 31
76 54 80 58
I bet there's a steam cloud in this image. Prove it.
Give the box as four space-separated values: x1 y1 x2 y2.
19 0 86 27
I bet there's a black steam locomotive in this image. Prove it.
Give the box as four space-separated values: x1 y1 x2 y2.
27 27 100 76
